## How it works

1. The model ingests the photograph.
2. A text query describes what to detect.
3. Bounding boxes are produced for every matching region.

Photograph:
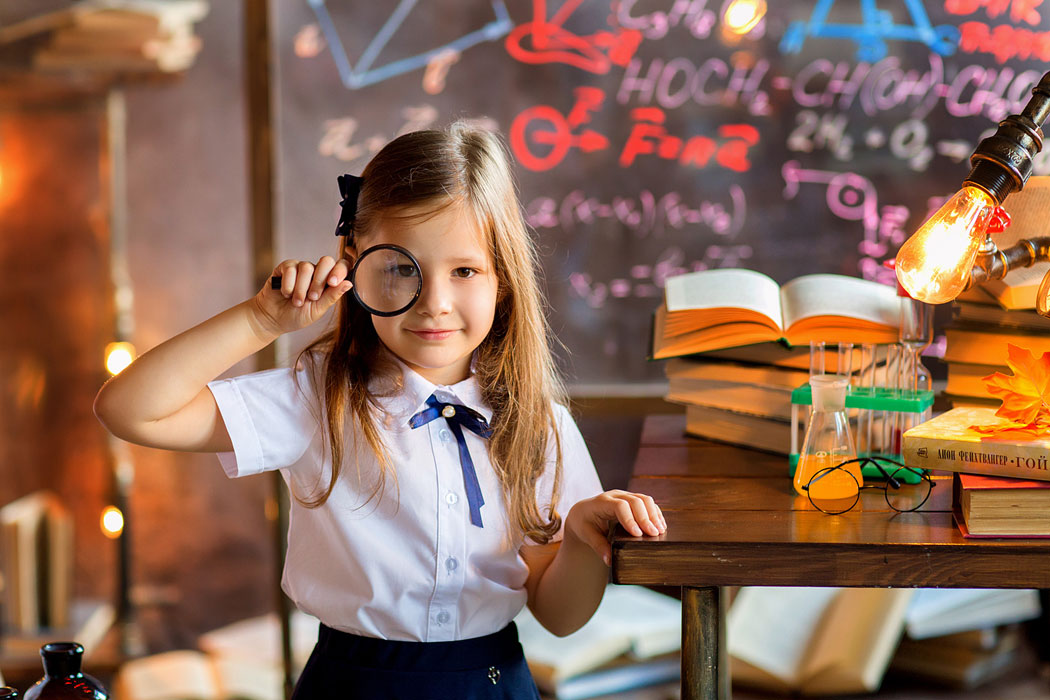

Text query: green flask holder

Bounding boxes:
[789,384,934,484]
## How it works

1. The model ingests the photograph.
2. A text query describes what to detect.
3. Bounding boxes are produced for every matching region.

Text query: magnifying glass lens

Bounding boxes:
[352,247,421,315]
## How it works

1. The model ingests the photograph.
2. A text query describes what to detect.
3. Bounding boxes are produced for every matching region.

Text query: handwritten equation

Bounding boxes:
[297,0,1050,319]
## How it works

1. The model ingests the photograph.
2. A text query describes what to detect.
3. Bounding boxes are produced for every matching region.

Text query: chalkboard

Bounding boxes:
[272,0,1050,386]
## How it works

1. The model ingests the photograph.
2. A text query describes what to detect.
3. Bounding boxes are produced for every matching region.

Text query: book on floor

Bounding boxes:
[664,358,808,421]
[727,586,913,696]
[651,269,899,360]
[0,599,114,659]
[514,583,681,698]
[113,649,283,700]
[683,404,794,454]
[902,407,1050,481]
[888,623,1026,690]
[954,472,1050,537]
[115,610,321,700]
[903,588,1041,639]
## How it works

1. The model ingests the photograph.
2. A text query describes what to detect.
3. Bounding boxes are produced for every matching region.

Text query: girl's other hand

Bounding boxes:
[565,490,666,567]
[250,256,353,337]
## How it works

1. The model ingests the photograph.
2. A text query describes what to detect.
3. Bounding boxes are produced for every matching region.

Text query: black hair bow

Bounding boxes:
[334,174,364,238]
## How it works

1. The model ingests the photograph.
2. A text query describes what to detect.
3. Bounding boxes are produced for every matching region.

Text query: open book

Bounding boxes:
[113,650,283,700]
[904,588,1042,639]
[514,584,681,698]
[652,270,900,360]
[728,586,913,695]
[114,611,319,700]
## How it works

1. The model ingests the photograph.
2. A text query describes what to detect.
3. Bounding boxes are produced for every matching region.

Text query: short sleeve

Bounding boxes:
[532,403,604,544]
[207,367,318,478]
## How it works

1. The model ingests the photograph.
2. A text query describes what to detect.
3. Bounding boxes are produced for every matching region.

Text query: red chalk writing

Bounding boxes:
[510,90,760,172]
[946,0,1043,25]
[504,0,642,73]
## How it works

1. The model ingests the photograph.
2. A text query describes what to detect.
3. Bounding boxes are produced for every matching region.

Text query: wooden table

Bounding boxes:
[609,415,1050,700]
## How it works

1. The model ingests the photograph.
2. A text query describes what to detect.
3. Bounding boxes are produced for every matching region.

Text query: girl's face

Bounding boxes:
[351,201,498,386]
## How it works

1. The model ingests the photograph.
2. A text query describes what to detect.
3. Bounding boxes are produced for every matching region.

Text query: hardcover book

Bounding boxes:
[943,326,1050,366]
[945,362,1007,401]
[684,404,794,454]
[728,587,913,695]
[664,358,808,421]
[954,472,1050,537]
[902,407,1050,481]
[651,269,899,360]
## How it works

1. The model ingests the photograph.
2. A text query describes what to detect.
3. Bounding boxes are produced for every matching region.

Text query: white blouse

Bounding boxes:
[207,361,603,642]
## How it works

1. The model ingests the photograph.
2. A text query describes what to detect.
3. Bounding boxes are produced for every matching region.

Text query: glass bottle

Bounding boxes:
[23,643,108,700]
[793,375,860,506]
[0,688,19,698]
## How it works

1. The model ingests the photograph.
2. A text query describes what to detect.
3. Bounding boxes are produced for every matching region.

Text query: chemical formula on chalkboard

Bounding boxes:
[274,0,1050,385]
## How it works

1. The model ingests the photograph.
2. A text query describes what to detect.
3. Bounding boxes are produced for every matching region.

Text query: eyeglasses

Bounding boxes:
[800,457,935,515]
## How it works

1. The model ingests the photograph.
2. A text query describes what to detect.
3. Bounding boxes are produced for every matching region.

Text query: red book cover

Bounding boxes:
[958,473,1050,490]
[953,473,1050,539]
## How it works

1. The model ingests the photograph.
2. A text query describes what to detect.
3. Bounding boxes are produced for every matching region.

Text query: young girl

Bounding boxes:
[94,122,666,699]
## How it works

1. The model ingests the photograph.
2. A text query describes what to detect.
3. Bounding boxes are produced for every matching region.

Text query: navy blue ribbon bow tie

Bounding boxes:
[334,174,363,239]
[409,394,493,528]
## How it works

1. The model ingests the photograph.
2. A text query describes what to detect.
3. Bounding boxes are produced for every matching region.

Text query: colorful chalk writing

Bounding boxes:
[616,0,717,39]
[308,0,513,89]
[503,0,642,72]
[284,0,1050,381]
[509,89,760,172]
[781,0,959,61]
[616,55,771,115]
[525,186,746,238]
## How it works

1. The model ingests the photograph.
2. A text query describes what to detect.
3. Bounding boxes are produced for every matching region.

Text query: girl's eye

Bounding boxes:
[384,265,419,278]
[453,268,477,279]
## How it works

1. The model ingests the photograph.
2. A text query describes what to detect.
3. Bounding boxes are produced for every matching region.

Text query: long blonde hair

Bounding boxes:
[299,122,567,544]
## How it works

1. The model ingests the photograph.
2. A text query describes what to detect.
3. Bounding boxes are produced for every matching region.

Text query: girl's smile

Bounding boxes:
[408,328,457,341]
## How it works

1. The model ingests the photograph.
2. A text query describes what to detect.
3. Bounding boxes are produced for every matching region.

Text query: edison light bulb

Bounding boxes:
[894,186,995,304]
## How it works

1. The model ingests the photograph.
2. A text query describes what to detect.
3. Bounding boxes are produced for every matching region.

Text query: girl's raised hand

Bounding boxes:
[250,256,354,337]
[565,490,666,567]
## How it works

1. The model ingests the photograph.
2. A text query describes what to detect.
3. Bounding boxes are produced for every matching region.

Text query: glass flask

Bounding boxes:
[793,375,860,507]
[23,643,108,700]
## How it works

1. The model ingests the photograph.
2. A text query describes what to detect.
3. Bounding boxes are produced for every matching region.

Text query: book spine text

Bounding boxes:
[902,437,1050,481]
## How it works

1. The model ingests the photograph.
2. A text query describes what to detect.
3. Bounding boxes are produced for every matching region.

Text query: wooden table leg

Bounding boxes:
[682,586,730,700]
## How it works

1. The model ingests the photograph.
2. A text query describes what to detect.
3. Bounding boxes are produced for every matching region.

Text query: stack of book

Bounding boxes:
[888,586,1043,690]
[652,268,900,453]
[903,406,1050,537]
[0,0,208,75]
[944,291,1050,408]
[943,177,1050,408]
[664,356,808,454]
[889,623,1032,690]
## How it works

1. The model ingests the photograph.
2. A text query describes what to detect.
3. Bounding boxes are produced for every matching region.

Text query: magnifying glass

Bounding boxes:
[270,244,422,316]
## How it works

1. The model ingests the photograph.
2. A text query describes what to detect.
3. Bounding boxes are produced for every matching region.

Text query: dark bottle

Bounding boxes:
[23,643,107,699]
[0,688,18,698]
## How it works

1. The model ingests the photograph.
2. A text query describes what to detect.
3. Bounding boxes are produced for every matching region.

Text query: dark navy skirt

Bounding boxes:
[291,622,542,699]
